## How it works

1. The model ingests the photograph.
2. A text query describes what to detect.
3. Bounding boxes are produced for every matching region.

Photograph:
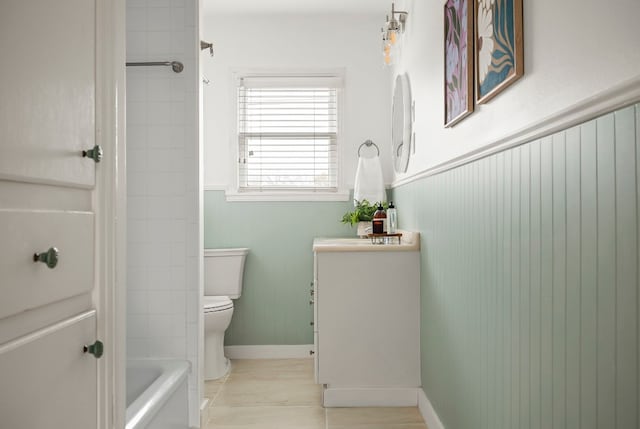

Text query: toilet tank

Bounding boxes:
[203,248,249,298]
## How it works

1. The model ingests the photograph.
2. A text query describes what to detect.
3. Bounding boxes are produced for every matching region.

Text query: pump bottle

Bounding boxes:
[387,202,397,234]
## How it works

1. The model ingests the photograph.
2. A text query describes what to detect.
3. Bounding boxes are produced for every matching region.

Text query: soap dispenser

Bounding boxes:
[387,202,397,234]
[372,203,387,234]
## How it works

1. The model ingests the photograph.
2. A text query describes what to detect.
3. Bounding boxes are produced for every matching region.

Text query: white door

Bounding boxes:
[0,0,106,427]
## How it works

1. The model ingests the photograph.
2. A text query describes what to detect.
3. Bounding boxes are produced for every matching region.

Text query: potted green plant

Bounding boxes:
[341,200,388,237]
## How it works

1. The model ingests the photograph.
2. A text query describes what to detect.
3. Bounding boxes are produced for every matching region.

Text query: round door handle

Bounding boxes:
[82,144,103,163]
[33,247,59,269]
[84,340,104,358]
[309,350,315,356]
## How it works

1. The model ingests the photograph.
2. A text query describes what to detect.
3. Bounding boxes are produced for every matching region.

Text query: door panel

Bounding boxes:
[0,0,96,187]
[0,311,97,429]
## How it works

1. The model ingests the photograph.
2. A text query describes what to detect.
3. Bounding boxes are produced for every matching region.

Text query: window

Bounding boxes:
[233,73,345,200]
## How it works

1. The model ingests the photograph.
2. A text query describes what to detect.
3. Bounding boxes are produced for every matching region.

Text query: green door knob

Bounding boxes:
[83,340,104,358]
[33,247,59,269]
[82,144,103,163]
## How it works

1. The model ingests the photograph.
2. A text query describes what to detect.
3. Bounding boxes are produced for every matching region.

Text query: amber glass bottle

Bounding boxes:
[372,203,387,234]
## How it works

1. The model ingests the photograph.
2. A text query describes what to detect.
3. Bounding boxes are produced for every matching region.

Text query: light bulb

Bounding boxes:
[389,30,397,45]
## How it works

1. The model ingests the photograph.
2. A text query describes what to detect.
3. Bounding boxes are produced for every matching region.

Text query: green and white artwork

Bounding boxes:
[475,0,523,103]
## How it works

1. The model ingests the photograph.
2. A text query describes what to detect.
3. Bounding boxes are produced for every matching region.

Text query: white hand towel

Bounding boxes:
[353,154,386,204]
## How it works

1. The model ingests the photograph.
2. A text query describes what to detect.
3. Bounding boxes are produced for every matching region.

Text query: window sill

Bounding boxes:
[224,190,350,202]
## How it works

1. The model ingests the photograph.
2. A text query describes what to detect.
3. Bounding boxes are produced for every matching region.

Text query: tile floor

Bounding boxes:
[204,358,429,429]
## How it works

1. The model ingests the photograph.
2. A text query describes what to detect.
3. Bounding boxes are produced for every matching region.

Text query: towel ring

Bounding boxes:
[357,140,380,157]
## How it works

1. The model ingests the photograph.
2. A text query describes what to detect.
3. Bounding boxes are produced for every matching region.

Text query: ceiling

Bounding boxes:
[203,0,392,15]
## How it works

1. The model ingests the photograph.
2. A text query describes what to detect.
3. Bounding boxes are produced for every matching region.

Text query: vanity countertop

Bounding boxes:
[313,230,420,252]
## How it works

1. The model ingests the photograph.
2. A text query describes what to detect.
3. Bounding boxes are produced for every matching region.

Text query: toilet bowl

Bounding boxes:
[204,296,234,380]
[203,248,248,380]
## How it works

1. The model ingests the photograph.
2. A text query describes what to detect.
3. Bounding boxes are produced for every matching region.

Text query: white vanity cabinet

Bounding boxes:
[312,233,421,407]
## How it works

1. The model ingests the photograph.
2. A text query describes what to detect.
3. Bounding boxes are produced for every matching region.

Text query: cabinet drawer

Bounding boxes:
[0,209,94,319]
[0,310,97,429]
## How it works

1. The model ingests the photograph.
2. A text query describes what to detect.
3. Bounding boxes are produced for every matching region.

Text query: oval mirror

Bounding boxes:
[392,73,412,174]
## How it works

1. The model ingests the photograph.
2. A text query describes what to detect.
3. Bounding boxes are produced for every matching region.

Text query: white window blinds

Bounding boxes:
[237,75,341,192]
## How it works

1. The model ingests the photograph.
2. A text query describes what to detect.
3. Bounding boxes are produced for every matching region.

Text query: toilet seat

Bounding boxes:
[204,296,233,313]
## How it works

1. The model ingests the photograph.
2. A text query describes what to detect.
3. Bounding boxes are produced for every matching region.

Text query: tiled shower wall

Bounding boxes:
[394,104,640,429]
[126,0,200,425]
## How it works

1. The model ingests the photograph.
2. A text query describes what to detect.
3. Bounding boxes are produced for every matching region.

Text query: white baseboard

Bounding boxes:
[323,387,419,407]
[224,344,313,359]
[418,388,445,429]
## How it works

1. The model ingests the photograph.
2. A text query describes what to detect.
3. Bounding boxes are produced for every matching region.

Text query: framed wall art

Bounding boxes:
[444,0,474,127]
[475,0,524,104]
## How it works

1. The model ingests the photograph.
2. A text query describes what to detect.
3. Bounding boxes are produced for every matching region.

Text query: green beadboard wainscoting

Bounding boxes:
[392,104,640,429]
[203,191,354,345]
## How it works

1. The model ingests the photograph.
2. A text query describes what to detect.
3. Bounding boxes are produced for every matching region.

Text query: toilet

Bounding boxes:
[203,247,249,380]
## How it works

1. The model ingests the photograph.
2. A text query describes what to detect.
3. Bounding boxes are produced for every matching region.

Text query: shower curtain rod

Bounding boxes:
[126,61,184,73]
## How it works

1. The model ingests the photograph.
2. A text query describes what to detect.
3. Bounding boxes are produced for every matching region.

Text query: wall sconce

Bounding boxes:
[382,3,408,65]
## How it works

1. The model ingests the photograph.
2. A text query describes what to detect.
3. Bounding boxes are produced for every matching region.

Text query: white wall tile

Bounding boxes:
[170,31,186,55]
[147,0,171,7]
[147,7,172,31]
[127,7,147,32]
[126,32,148,57]
[148,313,186,337]
[147,290,184,314]
[127,196,148,219]
[147,78,173,102]
[147,338,186,359]
[147,267,174,290]
[127,125,147,148]
[171,242,187,266]
[126,1,200,425]
[127,75,148,102]
[127,290,149,315]
[170,102,186,125]
[127,267,148,291]
[126,172,148,196]
[127,219,150,243]
[128,148,148,173]
[148,243,173,268]
[146,126,174,149]
[186,291,199,323]
[127,339,150,358]
[147,101,173,125]
[170,77,186,101]
[147,31,173,56]
[170,125,186,147]
[127,243,153,268]
[172,8,185,31]
[127,314,150,338]
[127,101,148,126]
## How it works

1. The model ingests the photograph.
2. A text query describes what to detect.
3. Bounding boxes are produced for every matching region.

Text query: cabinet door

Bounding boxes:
[0,0,96,187]
[0,311,98,429]
[316,251,420,387]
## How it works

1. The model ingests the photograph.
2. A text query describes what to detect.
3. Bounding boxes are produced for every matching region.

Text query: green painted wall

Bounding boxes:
[392,104,640,429]
[203,191,354,345]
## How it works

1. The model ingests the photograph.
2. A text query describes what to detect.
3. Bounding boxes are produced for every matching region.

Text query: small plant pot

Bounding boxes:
[356,221,372,238]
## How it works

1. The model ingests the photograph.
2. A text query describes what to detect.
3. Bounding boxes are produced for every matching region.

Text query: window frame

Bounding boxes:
[225,69,349,202]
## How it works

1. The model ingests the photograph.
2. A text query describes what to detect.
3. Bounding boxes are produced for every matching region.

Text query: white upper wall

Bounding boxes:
[204,0,390,15]
[392,0,640,182]
[202,12,392,189]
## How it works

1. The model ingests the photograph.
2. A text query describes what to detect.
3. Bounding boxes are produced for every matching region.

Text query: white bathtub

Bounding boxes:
[126,360,190,429]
